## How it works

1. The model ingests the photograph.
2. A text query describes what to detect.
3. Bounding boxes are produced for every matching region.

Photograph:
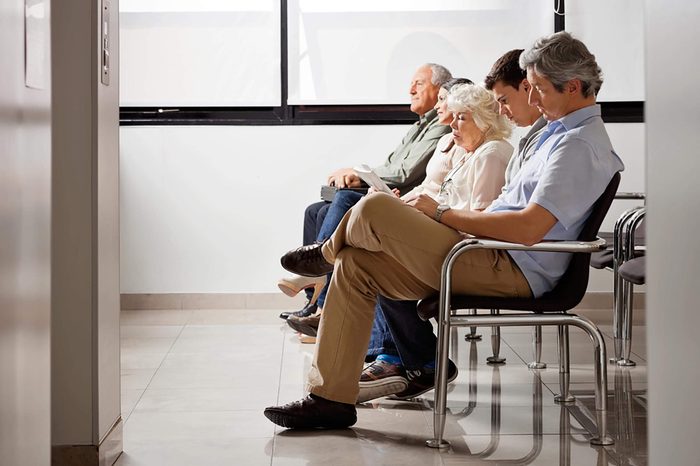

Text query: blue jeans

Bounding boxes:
[368,296,437,369]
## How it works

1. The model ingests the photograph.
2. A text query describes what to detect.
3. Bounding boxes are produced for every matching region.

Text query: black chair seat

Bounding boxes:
[618,256,646,285]
[590,250,613,269]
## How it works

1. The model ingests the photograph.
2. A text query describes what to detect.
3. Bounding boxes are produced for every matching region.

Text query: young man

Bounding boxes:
[265,32,624,430]
[281,63,452,321]
[356,48,549,402]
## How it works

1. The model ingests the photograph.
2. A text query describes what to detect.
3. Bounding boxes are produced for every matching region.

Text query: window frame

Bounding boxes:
[120,0,644,126]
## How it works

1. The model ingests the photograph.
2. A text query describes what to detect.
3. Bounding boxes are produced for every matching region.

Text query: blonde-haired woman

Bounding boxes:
[357,83,515,402]
[421,82,513,213]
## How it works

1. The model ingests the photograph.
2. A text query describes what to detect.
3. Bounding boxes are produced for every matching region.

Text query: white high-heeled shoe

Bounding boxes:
[277,274,327,305]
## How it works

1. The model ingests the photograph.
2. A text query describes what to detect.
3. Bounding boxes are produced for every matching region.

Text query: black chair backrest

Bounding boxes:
[534,171,621,311]
[418,172,622,318]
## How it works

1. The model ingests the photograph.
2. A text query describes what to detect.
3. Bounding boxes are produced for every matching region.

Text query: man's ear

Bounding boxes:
[567,79,582,95]
[520,79,530,93]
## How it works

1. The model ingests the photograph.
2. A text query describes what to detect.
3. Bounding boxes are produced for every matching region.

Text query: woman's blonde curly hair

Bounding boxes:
[447,83,512,141]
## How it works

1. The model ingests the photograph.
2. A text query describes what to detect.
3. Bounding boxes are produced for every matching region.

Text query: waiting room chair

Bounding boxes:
[418,172,621,449]
[590,204,645,366]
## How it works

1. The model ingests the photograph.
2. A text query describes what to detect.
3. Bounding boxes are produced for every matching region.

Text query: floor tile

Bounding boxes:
[121,310,192,326]
[120,325,183,339]
[121,368,158,390]
[437,405,585,436]
[188,308,283,325]
[120,352,168,370]
[135,387,280,412]
[442,433,621,465]
[115,438,273,466]
[122,389,145,422]
[124,410,275,441]
[119,309,647,466]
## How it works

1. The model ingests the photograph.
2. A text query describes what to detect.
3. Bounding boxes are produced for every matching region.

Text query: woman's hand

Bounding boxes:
[405,194,440,220]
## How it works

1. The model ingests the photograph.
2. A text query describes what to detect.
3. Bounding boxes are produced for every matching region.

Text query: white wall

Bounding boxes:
[646,1,700,463]
[120,122,645,294]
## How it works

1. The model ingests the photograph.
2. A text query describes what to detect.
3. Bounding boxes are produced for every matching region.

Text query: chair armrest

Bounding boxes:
[449,237,607,256]
[615,192,645,200]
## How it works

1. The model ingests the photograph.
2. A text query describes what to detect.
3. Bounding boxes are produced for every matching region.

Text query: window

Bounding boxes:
[120,0,281,106]
[287,0,553,105]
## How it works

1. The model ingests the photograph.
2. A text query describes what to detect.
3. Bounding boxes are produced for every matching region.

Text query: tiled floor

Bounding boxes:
[116,308,648,466]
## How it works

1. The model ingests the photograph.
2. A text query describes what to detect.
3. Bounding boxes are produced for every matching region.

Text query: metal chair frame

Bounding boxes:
[422,173,621,449]
[613,208,646,366]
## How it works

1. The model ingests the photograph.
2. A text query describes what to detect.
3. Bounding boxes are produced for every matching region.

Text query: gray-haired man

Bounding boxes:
[282,63,452,320]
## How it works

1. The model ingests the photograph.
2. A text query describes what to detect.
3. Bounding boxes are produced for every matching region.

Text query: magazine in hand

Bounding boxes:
[353,164,393,194]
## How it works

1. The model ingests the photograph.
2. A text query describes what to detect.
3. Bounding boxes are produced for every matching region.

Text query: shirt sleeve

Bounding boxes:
[372,124,450,189]
[470,142,512,210]
[530,136,616,229]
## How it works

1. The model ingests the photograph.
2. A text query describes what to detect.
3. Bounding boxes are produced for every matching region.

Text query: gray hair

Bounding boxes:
[519,31,603,98]
[442,77,473,92]
[426,63,453,87]
[447,83,512,141]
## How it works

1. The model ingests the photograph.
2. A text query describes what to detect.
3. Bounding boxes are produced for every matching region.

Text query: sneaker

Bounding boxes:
[357,359,409,403]
[390,360,458,400]
[279,299,318,320]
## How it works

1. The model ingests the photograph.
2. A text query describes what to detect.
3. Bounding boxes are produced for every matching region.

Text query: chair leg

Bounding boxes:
[527,325,547,369]
[426,297,452,449]
[610,266,624,363]
[486,309,506,365]
[554,325,575,403]
[617,282,636,367]
[464,309,482,341]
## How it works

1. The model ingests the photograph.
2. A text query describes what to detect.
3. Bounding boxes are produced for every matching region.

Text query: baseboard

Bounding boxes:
[121,291,645,313]
[120,293,307,310]
[52,418,122,466]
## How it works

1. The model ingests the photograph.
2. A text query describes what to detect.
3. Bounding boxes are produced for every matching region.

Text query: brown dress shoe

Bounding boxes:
[263,394,357,429]
[280,243,333,277]
[286,313,320,337]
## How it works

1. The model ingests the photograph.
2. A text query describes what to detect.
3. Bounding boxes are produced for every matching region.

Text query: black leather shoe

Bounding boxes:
[279,300,318,320]
[286,313,320,337]
[281,243,333,277]
[264,394,357,429]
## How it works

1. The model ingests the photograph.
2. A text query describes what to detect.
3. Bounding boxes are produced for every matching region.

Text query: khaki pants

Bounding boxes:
[307,193,531,404]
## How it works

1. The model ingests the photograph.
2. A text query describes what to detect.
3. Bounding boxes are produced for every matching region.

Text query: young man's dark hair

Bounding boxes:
[484,48,525,90]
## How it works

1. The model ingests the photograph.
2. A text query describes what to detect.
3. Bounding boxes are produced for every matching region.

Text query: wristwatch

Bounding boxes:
[435,204,451,223]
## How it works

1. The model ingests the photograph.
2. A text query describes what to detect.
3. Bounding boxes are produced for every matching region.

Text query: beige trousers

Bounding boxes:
[307,193,531,404]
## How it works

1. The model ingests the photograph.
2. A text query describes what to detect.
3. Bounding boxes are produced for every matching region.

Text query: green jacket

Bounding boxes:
[372,108,450,192]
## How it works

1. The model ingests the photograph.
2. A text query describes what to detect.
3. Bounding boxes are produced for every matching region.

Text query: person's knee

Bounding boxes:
[352,193,398,222]
[333,190,364,209]
[305,201,326,220]
[335,249,372,282]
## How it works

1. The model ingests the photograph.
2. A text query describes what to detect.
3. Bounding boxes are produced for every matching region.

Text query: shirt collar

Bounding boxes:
[555,104,601,131]
[419,108,438,125]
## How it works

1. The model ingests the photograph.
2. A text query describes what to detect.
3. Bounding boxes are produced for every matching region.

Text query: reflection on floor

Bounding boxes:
[116,309,647,466]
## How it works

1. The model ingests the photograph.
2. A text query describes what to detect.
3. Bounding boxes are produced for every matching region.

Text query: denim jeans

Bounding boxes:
[366,302,398,359]
[369,296,437,369]
[302,201,330,301]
